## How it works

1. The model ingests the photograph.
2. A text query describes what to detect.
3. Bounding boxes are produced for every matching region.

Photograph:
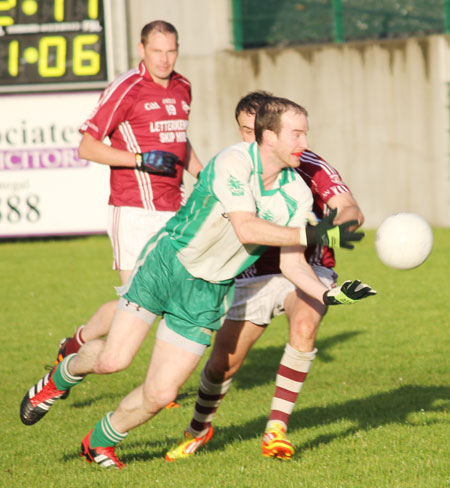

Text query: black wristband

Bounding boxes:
[305,224,316,246]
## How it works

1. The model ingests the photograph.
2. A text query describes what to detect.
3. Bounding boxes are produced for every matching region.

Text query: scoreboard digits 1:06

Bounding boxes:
[0,0,111,92]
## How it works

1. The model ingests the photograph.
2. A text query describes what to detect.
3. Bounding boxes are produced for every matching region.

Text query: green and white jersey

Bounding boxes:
[165,142,313,282]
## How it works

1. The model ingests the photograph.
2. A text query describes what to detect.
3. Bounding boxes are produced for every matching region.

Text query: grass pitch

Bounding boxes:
[1,229,449,487]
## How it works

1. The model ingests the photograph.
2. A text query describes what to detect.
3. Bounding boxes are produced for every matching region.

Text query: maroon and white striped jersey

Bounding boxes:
[238,150,350,278]
[80,61,192,211]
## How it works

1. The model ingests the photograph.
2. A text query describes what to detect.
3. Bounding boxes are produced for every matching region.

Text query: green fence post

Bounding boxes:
[332,0,344,43]
[232,0,244,51]
[445,0,450,33]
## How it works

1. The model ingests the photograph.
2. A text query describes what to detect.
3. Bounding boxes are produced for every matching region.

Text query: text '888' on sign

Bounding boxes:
[0,0,111,92]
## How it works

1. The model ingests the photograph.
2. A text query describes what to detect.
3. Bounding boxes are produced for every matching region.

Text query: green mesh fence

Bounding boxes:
[231,0,450,49]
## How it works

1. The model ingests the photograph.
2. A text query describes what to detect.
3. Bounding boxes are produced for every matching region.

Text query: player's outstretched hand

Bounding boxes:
[136,150,179,176]
[306,208,364,249]
[323,280,376,305]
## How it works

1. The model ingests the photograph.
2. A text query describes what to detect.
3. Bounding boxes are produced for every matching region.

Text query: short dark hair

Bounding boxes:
[254,97,308,144]
[141,20,179,45]
[234,90,273,122]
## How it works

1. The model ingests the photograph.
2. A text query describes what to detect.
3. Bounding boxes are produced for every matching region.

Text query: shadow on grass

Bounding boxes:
[233,330,362,390]
[57,331,446,464]
[206,384,450,455]
[62,384,448,465]
[70,392,123,409]
[314,331,363,363]
[57,329,365,464]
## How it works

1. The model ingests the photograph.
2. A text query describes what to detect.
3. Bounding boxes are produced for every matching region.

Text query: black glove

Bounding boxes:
[323,280,376,305]
[136,150,179,177]
[305,208,364,249]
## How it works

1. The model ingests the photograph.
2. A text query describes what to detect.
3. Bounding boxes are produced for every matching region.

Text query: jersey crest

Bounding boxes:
[227,175,245,196]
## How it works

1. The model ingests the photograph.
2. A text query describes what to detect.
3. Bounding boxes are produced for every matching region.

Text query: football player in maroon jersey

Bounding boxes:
[55,21,203,378]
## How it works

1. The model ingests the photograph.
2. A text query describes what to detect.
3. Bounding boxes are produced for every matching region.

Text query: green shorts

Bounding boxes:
[119,234,235,346]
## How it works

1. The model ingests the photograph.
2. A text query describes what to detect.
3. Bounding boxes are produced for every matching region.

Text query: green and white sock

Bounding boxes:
[90,412,128,448]
[52,354,84,390]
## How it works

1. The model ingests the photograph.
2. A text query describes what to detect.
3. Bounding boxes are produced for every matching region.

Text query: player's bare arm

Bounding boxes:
[78,132,136,168]
[228,209,364,249]
[279,246,329,303]
[328,192,364,229]
[228,211,303,247]
[280,244,376,305]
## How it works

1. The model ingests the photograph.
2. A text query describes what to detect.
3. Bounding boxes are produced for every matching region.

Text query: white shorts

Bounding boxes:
[226,265,338,326]
[107,205,175,271]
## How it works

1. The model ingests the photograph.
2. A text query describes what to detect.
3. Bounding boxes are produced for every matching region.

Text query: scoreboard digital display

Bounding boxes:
[0,0,111,92]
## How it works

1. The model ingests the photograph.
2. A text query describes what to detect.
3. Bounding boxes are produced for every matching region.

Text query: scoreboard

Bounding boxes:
[0,0,111,93]
[0,0,115,237]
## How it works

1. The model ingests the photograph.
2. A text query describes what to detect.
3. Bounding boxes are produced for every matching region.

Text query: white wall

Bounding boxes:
[126,0,233,56]
[121,1,450,227]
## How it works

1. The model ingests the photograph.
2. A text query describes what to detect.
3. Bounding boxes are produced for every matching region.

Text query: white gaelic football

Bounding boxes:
[375,213,433,270]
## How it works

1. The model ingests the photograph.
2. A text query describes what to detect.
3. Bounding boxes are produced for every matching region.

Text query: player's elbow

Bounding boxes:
[234,227,255,245]
[279,260,293,281]
[78,138,89,160]
[279,249,308,284]
[229,213,260,245]
[78,133,95,161]
[279,266,292,284]
[230,222,253,244]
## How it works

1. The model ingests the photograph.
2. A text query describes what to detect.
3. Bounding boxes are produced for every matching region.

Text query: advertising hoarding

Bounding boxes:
[0,91,109,237]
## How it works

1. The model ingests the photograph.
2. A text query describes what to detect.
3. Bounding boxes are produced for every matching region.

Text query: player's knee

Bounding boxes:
[205,364,225,383]
[143,385,177,412]
[206,355,235,382]
[95,350,132,374]
[205,354,232,383]
[101,300,118,315]
[290,315,318,342]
